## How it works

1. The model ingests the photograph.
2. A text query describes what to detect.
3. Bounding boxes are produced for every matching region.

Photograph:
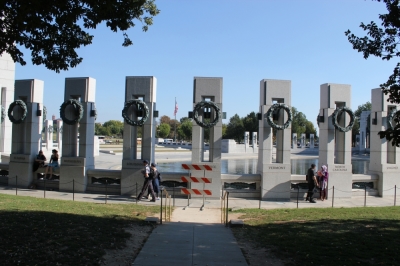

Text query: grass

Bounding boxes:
[0,194,159,265]
[231,207,400,266]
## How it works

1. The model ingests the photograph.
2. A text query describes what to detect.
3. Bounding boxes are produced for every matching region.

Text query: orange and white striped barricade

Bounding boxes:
[181,163,213,210]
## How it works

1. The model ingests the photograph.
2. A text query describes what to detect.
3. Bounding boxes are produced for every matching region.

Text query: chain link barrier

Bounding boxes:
[4,174,400,210]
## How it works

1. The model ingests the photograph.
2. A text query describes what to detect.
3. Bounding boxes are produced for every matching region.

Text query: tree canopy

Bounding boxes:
[345,0,400,145]
[1,0,159,72]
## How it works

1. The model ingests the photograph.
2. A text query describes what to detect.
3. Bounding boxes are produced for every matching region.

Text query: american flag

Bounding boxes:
[174,99,178,116]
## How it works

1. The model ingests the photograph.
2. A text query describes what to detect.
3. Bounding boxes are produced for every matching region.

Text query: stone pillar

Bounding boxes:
[56,120,63,153]
[356,134,360,151]
[121,76,157,195]
[8,79,44,187]
[292,133,297,149]
[369,89,400,196]
[310,134,315,149]
[244,131,249,152]
[44,120,53,152]
[318,83,353,198]
[59,77,96,192]
[191,77,223,198]
[359,111,370,152]
[252,132,258,153]
[301,133,306,148]
[0,52,15,162]
[258,79,291,200]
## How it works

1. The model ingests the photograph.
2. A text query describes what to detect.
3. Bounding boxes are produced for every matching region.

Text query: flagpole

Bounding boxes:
[174,97,177,142]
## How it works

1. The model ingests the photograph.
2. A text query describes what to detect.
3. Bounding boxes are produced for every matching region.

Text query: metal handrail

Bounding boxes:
[160,187,172,224]
[221,190,230,226]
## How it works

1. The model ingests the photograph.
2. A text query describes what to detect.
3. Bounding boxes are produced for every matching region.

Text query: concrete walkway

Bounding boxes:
[133,222,247,266]
[134,199,247,266]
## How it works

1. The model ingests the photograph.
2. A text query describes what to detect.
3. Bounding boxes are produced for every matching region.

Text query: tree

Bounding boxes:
[159,115,171,125]
[168,119,180,139]
[1,0,159,72]
[103,120,124,136]
[224,114,245,143]
[291,107,308,137]
[179,118,192,141]
[354,102,372,120]
[157,123,170,138]
[304,121,317,138]
[242,112,258,140]
[345,0,400,146]
[95,123,103,135]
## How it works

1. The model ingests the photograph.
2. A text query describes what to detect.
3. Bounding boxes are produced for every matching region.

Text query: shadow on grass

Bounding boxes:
[0,210,152,265]
[233,218,400,266]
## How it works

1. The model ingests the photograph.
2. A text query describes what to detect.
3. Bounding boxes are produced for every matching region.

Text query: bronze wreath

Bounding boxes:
[266,103,292,130]
[8,100,28,124]
[193,101,221,128]
[331,106,355,132]
[387,109,400,130]
[122,99,149,126]
[1,106,5,124]
[60,99,84,125]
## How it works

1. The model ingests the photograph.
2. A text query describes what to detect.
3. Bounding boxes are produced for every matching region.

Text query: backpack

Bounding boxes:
[149,168,156,179]
[157,172,162,182]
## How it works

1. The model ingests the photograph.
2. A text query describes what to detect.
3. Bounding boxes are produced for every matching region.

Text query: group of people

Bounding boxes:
[137,160,161,202]
[33,149,59,179]
[306,163,329,203]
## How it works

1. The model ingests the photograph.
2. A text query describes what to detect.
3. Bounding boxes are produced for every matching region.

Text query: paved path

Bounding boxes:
[134,222,247,266]
[134,199,248,266]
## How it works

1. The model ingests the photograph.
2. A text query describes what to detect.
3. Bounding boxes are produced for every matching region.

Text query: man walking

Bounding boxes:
[137,160,156,202]
[306,163,318,203]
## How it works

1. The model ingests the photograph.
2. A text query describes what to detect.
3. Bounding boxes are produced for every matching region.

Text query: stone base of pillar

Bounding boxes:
[8,154,34,187]
[0,153,10,163]
[59,157,87,192]
[59,166,86,192]
[328,164,353,198]
[372,166,400,197]
[261,164,291,200]
[121,160,144,195]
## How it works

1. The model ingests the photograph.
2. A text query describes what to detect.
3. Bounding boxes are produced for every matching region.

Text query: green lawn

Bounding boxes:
[232,207,400,266]
[0,194,158,265]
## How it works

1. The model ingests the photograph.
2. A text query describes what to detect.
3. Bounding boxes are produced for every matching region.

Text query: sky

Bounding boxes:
[14,0,393,129]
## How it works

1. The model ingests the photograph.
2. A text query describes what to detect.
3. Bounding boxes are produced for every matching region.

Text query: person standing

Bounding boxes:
[137,160,156,202]
[319,165,329,201]
[305,163,318,203]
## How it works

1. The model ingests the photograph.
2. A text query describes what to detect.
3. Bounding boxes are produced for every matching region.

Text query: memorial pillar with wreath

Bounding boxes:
[252,132,258,153]
[59,77,96,192]
[292,133,297,149]
[301,133,306,148]
[310,134,315,149]
[359,111,370,152]
[44,119,53,153]
[121,76,157,195]
[258,79,292,200]
[0,52,15,162]
[8,79,44,187]
[56,120,63,153]
[244,131,249,152]
[191,77,223,198]
[369,88,400,196]
[318,83,354,198]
